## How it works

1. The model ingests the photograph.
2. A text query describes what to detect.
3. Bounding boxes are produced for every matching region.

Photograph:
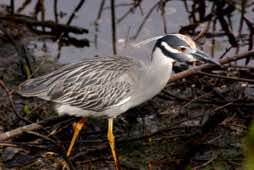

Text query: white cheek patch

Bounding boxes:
[161,42,181,54]
[185,54,197,62]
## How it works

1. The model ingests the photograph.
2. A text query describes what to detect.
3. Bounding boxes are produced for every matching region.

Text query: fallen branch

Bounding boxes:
[0,15,88,34]
[0,122,41,141]
[0,115,74,141]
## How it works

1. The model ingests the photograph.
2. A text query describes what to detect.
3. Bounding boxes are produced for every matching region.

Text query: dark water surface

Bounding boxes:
[2,0,251,64]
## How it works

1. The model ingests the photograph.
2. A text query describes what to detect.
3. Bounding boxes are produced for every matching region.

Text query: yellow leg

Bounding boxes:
[107,118,120,170]
[67,118,86,156]
[193,61,197,67]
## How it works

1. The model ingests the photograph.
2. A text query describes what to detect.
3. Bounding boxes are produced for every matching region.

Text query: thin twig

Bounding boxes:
[57,0,86,42]
[110,0,117,55]
[194,154,219,169]
[0,80,31,124]
[95,0,106,23]
[117,1,141,24]
[199,71,254,83]
[53,0,59,23]
[132,2,159,39]
[10,0,15,15]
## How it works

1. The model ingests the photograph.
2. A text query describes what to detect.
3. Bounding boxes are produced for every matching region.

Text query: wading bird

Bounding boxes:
[19,34,219,169]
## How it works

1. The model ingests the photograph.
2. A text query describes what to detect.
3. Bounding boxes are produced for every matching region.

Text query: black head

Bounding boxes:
[152,34,220,65]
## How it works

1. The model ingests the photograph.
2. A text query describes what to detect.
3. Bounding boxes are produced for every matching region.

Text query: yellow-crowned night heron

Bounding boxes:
[18,34,219,169]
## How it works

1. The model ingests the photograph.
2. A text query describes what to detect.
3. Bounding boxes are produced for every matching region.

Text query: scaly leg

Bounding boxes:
[107,118,120,170]
[67,118,86,156]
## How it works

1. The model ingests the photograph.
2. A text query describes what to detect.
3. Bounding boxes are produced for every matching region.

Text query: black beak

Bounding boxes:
[191,49,221,66]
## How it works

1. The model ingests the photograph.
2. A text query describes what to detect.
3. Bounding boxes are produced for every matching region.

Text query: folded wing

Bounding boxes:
[18,56,141,112]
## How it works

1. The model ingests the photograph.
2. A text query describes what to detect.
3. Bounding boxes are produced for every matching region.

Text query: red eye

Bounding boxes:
[179,47,186,52]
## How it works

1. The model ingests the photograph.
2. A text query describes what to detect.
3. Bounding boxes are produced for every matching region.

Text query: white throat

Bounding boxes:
[152,47,175,66]
[148,47,174,80]
[126,46,174,111]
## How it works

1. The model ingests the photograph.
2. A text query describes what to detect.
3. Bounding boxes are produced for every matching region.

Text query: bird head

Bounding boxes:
[152,34,220,66]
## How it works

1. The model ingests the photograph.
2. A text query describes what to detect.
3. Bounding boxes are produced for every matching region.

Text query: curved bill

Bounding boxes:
[191,49,221,66]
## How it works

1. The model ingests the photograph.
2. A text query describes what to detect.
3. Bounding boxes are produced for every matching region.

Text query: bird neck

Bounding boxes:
[151,47,175,68]
[147,47,174,84]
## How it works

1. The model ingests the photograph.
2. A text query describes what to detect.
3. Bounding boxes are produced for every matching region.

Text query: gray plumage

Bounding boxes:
[19,56,143,114]
[19,34,216,118]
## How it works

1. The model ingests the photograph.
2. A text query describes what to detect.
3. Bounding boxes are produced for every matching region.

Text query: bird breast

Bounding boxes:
[129,55,173,108]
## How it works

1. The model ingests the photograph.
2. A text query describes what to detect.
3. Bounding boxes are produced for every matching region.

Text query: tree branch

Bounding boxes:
[169,50,254,82]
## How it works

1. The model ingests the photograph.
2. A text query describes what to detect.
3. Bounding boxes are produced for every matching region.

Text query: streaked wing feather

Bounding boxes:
[19,56,141,112]
[56,81,131,112]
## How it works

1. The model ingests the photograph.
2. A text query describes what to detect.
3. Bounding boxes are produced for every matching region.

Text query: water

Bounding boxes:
[2,0,248,65]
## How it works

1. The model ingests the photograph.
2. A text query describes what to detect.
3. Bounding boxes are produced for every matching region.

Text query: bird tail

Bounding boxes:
[17,76,50,97]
